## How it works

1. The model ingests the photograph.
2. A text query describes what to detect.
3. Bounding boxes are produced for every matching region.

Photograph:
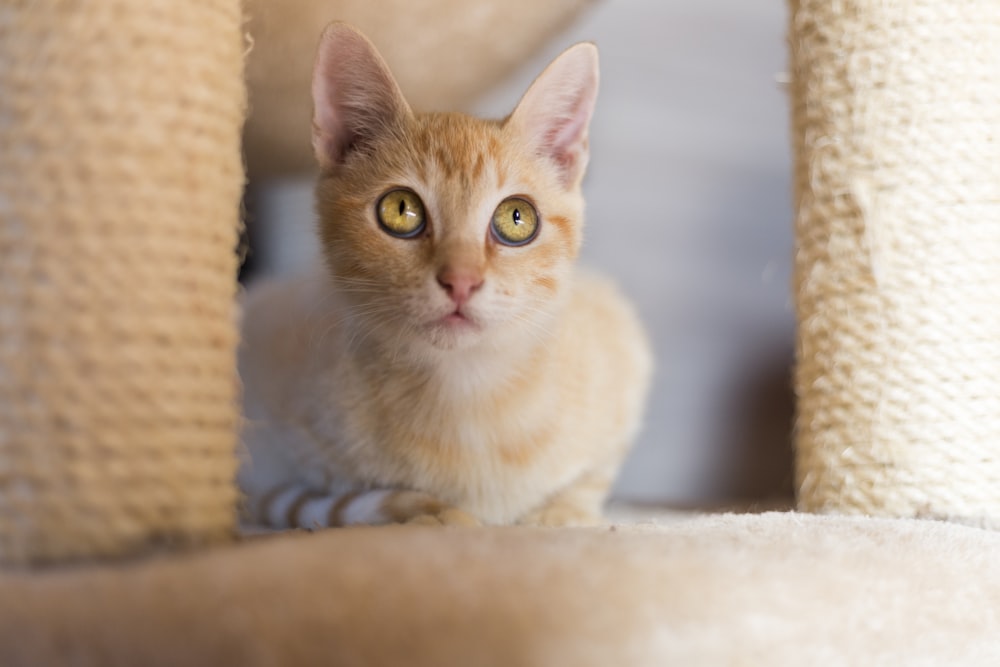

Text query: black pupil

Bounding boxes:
[398,199,406,216]
[512,208,521,225]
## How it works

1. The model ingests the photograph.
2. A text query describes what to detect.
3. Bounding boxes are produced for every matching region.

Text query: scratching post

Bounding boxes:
[790,1,1000,524]
[0,1,246,565]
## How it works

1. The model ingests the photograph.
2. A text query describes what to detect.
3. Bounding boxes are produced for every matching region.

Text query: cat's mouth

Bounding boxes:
[433,309,480,332]
[420,307,484,349]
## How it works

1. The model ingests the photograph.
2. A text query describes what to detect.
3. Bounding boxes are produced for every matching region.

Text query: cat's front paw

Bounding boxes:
[518,503,604,527]
[383,491,480,527]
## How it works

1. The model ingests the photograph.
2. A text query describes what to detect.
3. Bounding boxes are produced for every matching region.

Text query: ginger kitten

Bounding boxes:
[238,22,652,527]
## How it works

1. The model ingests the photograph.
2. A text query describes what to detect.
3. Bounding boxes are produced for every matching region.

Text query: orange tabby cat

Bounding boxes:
[238,22,652,527]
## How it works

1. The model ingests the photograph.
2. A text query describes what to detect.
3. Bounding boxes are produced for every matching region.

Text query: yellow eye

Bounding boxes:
[377,189,426,238]
[491,197,538,246]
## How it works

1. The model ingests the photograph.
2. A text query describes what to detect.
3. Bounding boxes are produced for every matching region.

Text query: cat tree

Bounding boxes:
[0,0,245,565]
[789,0,1000,526]
[1,1,999,664]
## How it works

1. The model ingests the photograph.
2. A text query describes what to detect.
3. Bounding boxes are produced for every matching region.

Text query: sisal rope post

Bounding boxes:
[0,1,246,565]
[789,1,1000,526]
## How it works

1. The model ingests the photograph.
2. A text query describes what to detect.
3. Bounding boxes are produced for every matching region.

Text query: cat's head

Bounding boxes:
[311,22,598,359]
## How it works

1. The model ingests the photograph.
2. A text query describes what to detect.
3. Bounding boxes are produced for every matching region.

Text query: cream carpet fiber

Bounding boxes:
[2,512,998,665]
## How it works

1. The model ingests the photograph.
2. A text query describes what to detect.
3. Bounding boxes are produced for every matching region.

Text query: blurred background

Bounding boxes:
[241,0,796,508]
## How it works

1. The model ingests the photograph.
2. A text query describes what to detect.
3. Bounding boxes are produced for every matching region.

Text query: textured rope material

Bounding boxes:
[0,1,246,565]
[789,1,1000,526]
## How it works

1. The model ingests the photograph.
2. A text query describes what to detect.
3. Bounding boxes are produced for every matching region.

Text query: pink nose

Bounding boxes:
[436,267,484,306]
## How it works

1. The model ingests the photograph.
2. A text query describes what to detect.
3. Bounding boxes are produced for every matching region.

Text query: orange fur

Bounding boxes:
[238,23,652,527]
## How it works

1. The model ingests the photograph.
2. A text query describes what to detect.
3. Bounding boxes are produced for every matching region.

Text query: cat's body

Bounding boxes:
[238,23,652,527]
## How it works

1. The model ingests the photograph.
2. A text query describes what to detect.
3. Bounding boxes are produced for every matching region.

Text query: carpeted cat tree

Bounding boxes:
[789,0,1000,528]
[1,1,998,665]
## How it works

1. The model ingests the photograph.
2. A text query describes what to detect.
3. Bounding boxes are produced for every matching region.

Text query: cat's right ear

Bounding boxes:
[311,22,411,170]
[508,42,599,188]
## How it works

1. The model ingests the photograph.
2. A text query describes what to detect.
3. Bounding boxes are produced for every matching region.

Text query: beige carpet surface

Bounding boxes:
[2,512,998,666]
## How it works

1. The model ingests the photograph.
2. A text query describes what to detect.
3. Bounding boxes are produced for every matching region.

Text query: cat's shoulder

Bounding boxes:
[568,268,643,326]
[239,265,335,363]
[241,264,330,325]
[556,268,653,407]
[565,268,651,361]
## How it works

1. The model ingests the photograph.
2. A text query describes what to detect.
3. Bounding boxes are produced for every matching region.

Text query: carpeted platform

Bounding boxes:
[2,511,998,666]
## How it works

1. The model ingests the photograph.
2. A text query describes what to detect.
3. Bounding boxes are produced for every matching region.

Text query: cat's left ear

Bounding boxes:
[508,42,599,188]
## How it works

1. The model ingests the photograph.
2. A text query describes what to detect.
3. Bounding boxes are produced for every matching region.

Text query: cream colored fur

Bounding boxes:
[238,23,652,527]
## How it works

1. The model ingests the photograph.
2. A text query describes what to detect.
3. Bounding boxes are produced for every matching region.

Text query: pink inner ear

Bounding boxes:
[551,112,588,152]
[312,80,349,167]
[532,87,595,183]
[512,43,598,186]
[545,105,591,171]
[311,24,410,169]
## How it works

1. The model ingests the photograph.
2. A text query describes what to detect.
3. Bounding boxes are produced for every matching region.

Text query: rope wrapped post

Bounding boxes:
[790,1,1000,525]
[0,1,246,565]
